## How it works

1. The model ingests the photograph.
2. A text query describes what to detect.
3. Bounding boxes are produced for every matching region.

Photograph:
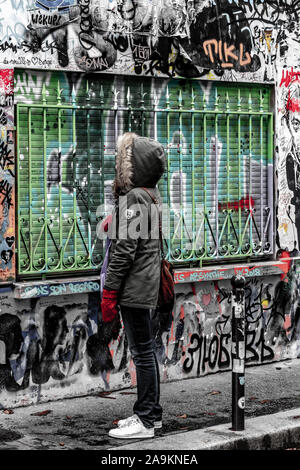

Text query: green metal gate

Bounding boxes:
[15,72,273,278]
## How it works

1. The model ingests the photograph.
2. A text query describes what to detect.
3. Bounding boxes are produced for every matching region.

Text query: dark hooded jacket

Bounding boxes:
[104,133,166,309]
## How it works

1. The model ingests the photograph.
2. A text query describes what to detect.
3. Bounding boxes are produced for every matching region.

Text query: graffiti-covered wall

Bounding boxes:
[0,264,299,408]
[2,3,300,255]
[0,0,299,81]
[0,69,15,282]
[1,1,300,407]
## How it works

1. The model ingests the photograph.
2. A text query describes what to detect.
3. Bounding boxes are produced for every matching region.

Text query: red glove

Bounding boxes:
[101,215,113,233]
[101,288,118,323]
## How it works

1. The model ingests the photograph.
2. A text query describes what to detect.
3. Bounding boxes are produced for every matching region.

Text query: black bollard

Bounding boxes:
[231,275,246,431]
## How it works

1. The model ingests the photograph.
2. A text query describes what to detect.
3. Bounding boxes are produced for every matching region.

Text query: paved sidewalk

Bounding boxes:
[0,359,300,450]
[110,407,300,451]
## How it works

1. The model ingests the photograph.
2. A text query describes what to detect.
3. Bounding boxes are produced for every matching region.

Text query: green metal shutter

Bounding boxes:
[156,82,273,264]
[15,70,273,278]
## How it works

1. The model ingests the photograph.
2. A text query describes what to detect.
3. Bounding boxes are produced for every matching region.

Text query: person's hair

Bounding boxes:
[113,178,121,199]
[113,132,136,198]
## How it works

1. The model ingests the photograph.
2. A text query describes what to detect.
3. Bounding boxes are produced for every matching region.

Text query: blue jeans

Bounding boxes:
[120,306,162,429]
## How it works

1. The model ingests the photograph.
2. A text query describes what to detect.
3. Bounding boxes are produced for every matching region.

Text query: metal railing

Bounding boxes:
[156,85,273,264]
[16,77,273,277]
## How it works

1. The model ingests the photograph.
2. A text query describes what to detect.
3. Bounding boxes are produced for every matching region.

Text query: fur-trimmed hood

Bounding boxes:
[114,133,166,194]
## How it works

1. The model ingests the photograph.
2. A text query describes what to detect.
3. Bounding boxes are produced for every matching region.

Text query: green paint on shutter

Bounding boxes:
[15,70,273,278]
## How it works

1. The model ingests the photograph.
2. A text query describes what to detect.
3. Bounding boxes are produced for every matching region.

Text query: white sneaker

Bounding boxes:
[109,415,154,439]
[117,414,162,429]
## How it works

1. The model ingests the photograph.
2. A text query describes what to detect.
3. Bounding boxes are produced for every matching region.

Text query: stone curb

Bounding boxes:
[108,407,300,451]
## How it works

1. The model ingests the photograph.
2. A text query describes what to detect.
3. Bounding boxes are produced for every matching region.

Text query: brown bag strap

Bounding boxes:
[141,187,165,259]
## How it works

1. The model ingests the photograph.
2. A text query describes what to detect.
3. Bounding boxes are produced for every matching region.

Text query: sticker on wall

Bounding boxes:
[233,358,244,374]
[238,397,245,409]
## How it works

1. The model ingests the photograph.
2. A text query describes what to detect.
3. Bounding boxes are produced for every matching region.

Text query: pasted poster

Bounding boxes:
[277,66,300,252]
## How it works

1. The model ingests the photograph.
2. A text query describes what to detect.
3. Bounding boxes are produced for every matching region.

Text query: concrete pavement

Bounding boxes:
[0,359,300,450]
[110,408,300,450]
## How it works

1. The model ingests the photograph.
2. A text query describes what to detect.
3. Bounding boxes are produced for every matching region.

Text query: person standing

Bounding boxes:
[101,132,166,439]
